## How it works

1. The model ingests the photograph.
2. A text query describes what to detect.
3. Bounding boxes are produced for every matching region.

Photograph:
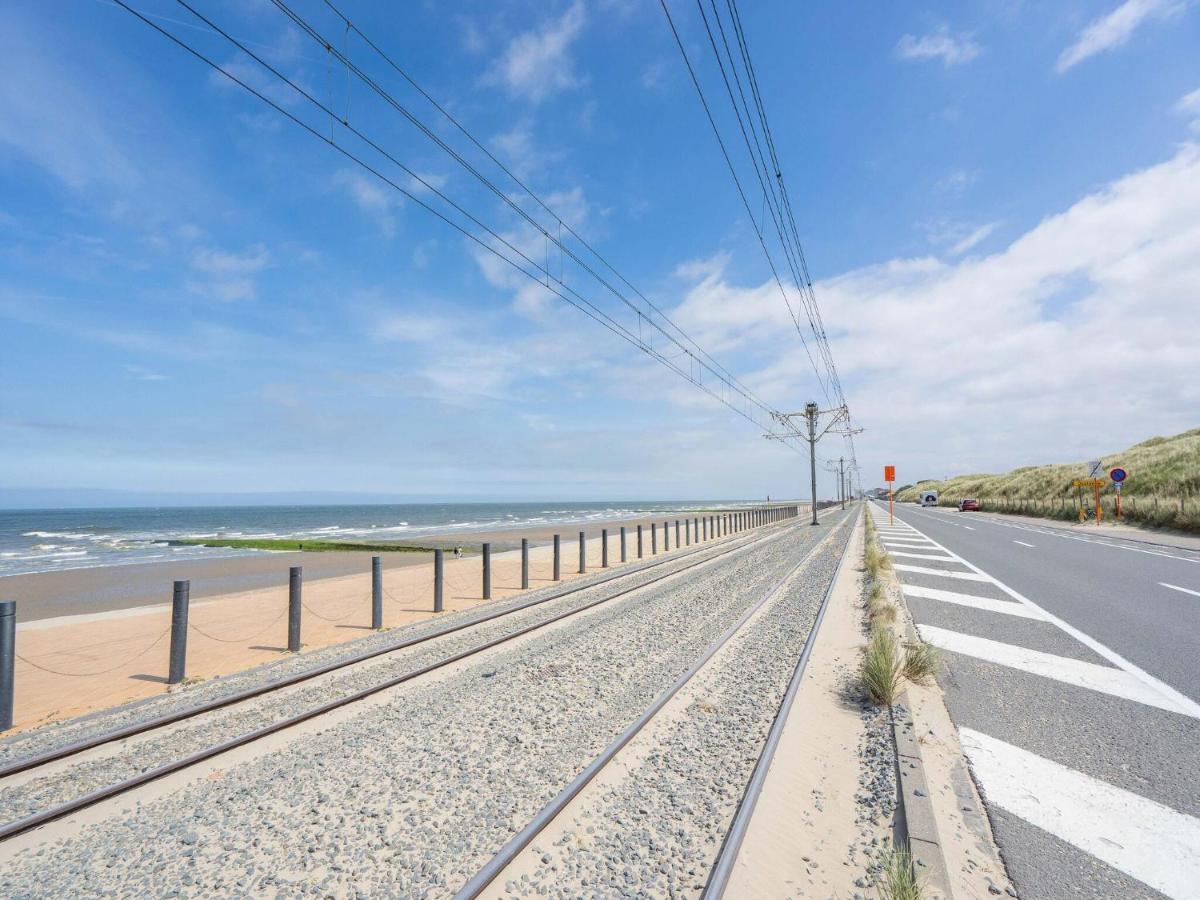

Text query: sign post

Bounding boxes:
[1109,467,1127,518]
[884,465,896,526]
[1072,478,1107,525]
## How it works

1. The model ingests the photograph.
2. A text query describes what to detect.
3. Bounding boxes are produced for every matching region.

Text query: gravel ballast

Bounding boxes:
[502,520,853,897]
[0,513,846,897]
[0,522,782,774]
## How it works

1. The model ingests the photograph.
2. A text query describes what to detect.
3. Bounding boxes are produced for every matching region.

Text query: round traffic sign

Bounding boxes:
[1109,467,1127,483]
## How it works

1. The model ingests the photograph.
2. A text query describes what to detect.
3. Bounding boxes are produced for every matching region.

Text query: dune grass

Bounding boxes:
[894,427,1200,531]
[860,628,902,706]
[902,641,940,683]
[876,848,924,900]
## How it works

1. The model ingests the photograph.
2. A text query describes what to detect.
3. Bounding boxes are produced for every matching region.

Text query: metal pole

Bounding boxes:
[553,535,561,580]
[0,600,16,731]
[807,402,819,526]
[620,526,627,562]
[602,529,609,568]
[636,525,643,559]
[839,457,846,510]
[288,566,302,652]
[579,531,586,574]
[521,538,529,589]
[167,580,190,684]
[482,543,492,600]
[434,549,444,612]
[371,556,383,630]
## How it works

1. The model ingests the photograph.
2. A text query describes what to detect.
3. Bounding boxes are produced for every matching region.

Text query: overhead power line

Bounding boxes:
[659,0,860,473]
[110,0,802,450]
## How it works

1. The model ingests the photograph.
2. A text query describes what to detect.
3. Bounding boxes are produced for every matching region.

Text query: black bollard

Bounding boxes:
[168,580,190,683]
[288,567,302,652]
[371,556,383,630]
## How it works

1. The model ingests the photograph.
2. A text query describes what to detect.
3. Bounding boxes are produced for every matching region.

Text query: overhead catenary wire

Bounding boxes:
[662,0,861,474]
[316,0,762,407]
[691,0,839,401]
[117,0,801,451]
[113,0,798,449]
[657,0,833,413]
[268,0,778,427]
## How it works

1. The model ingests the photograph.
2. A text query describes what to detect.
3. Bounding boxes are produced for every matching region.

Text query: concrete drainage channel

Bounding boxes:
[0,513,850,895]
[0,515,821,847]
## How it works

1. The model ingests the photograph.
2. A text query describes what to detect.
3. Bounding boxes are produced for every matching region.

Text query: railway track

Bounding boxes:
[0,510,823,846]
[455,511,857,898]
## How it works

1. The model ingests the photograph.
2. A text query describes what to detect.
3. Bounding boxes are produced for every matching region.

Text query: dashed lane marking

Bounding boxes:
[1013,540,1035,548]
[892,564,992,582]
[917,625,1198,718]
[1160,582,1200,599]
[901,585,1047,620]
[960,728,1200,900]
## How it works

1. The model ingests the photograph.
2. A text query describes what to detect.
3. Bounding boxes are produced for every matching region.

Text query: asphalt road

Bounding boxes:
[872,501,1200,900]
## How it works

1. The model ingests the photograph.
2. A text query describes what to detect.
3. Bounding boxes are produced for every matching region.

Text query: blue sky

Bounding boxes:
[2,0,1198,504]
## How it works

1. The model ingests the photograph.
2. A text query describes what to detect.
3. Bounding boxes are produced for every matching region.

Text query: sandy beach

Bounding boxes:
[1,507,791,731]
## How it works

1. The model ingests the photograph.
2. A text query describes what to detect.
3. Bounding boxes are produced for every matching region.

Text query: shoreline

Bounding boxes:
[0,507,788,624]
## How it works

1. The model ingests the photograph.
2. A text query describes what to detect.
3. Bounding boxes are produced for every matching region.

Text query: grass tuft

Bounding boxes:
[902,641,940,683]
[869,601,897,630]
[876,848,924,900]
[859,629,901,706]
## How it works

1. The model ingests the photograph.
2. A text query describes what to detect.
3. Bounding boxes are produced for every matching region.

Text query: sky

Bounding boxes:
[1,0,1198,505]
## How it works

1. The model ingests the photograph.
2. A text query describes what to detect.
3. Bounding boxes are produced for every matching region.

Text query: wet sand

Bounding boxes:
[0,510,748,624]
[1,506,800,731]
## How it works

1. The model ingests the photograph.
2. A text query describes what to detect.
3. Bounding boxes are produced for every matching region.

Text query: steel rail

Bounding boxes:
[0,511,789,781]
[0,514,814,842]
[701,505,861,897]
[454,515,852,898]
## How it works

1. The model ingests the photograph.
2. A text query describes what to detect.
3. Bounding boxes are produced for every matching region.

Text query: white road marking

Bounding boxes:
[1160,582,1200,599]
[901,585,1047,620]
[918,625,1197,718]
[886,515,1200,720]
[882,539,937,548]
[962,525,976,530]
[893,564,992,582]
[888,551,958,562]
[960,728,1200,899]
[956,512,1200,565]
[1013,540,1035,548]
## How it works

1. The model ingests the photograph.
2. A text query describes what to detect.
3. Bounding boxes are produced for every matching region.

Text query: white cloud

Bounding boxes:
[668,144,1200,481]
[468,184,592,318]
[334,169,397,237]
[641,61,669,92]
[949,222,1000,256]
[936,168,981,195]
[895,27,982,66]
[487,2,587,103]
[1056,0,1179,72]
[189,244,272,301]
[1178,87,1200,133]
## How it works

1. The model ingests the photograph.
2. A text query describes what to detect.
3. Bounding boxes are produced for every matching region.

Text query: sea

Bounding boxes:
[0,501,737,577]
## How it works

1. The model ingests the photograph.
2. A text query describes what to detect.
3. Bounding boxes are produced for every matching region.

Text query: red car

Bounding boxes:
[958,498,980,511]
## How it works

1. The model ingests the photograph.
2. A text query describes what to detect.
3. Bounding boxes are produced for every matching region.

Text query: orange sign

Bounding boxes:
[884,465,895,482]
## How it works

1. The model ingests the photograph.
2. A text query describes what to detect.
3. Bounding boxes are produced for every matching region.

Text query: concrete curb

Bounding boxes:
[890,688,952,898]
[867,516,956,898]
